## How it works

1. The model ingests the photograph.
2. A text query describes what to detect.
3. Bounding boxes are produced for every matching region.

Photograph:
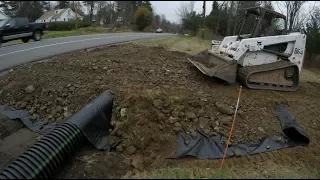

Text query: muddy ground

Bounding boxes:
[1,43,320,178]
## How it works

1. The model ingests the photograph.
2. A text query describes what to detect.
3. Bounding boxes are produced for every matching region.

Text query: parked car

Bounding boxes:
[0,17,48,46]
[156,28,163,33]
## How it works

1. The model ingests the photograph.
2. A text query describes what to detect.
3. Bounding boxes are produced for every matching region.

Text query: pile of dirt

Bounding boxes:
[2,43,319,174]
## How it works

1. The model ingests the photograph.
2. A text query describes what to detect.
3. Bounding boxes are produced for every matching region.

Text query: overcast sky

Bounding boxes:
[49,1,320,24]
[151,1,319,24]
[151,1,212,23]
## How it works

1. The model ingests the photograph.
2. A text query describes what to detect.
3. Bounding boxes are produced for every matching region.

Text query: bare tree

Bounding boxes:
[215,1,227,35]
[84,1,97,25]
[276,1,307,32]
[227,1,235,36]
[96,1,106,26]
[175,1,195,23]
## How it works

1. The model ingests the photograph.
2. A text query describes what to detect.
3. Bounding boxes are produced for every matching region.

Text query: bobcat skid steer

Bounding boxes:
[188,7,306,91]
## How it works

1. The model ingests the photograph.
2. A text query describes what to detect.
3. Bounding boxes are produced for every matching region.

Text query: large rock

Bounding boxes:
[199,117,209,129]
[185,112,196,119]
[153,99,163,108]
[196,109,205,117]
[126,146,137,155]
[116,145,124,152]
[120,108,127,117]
[131,156,144,171]
[25,85,35,94]
[215,102,234,115]
[218,116,233,126]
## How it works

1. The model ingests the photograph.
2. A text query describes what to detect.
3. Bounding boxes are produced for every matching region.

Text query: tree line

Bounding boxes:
[0,1,180,33]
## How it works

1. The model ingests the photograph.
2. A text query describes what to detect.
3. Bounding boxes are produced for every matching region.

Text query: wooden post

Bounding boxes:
[202,1,206,39]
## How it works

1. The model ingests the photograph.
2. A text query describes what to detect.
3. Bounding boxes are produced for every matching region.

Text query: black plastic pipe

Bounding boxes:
[0,122,84,179]
[0,91,113,179]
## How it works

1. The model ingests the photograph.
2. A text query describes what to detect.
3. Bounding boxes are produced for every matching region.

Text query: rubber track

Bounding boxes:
[238,61,299,91]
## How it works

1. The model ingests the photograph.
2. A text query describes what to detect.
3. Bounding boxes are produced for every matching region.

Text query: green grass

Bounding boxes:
[43,26,135,39]
[133,35,212,55]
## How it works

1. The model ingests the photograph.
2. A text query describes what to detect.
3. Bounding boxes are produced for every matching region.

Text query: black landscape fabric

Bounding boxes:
[173,104,310,159]
[0,90,114,151]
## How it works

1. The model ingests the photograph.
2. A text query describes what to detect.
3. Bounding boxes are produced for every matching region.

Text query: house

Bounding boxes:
[0,11,9,21]
[36,8,83,23]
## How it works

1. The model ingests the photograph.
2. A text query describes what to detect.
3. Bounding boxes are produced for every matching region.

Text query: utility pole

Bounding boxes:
[75,1,78,29]
[202,1,206,39]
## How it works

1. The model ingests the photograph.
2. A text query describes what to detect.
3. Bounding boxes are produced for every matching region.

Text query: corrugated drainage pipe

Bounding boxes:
[0,122,84,179]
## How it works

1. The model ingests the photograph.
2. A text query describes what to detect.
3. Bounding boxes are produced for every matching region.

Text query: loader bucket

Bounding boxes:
[188,50,238,84]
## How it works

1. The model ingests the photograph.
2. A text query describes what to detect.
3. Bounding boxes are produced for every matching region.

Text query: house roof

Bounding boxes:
[52,8,68,19]
[37,8,82,20]
[37,10,55,20]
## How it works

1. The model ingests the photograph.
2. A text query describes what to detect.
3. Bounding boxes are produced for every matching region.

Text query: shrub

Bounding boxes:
[134,7,153,31]
[47,20,90,31]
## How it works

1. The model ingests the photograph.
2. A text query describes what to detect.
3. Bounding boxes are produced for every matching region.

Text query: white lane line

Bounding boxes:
[0,34,162,57]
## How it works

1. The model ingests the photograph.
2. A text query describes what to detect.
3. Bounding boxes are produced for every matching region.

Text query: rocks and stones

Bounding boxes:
[126,146,137,155]
[152,99,163,108]
[29,108,35,115]
[211,132,218,136]
[63,111,72,118]
[196,109,205,117]
[162,99,171,107]
[185,112,196,119]
[191,131,197,137]
[266,145,270,149]
[131,156,144,171]
[219,116,232,126]
[20,102,27,108]
[171,110,180,117]
[215,102,234,115]
[173,126,182,132]
[204,129,210,135]
[25,85,35,93]
[116,145,124,152]
[214,126,220,132]
[184,139,189,145]
[29,114,38,120]
[169,116,177,124]
[120,108,127,117]
[40,105,46,111]
[258,127,265,133]
[200,98,208,102]
[158,125,164,130]
[234,149,242,157]
[276,137,282,142]
[116,130,123,137]
[192,118,199,123]
[174,122,181,127]
[199,117,209,129]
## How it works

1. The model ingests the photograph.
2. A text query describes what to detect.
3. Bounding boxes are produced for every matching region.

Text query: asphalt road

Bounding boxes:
[0,33,176,72]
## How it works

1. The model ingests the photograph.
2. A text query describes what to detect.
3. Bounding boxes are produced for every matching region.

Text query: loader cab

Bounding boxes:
[237,7,287,41]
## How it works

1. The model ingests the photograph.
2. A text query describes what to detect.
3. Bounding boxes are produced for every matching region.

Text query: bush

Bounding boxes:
[47,20,90,31]
[134,7,153,31]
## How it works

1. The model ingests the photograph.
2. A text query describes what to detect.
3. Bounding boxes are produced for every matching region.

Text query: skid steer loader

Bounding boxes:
[189,7,306,91]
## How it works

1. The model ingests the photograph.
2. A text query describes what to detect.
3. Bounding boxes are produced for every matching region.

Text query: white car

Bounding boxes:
[156,28,163,33]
